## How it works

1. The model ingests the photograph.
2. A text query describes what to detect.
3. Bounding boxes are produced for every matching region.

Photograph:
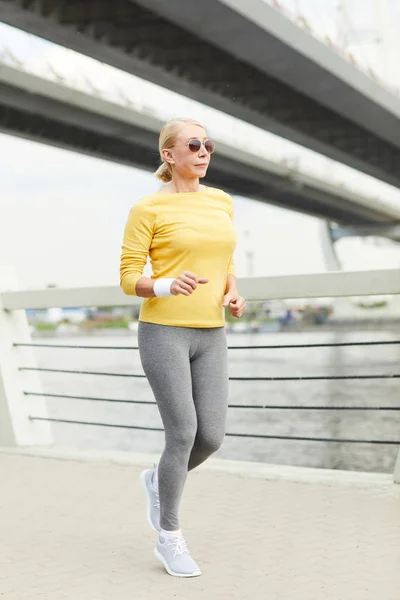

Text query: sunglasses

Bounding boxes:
[186,138,215,154]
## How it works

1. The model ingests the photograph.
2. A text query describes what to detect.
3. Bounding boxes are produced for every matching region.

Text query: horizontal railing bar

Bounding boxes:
[18,367,400,381]
[13,340,400,350]
[28,416,400,445]
[19,367,146,378]
[24,391,154,404]
[3,269,400,309]
[23,391,400,410]
[222,341,400,349]
[215,404,400,410]
[231,375,400,381]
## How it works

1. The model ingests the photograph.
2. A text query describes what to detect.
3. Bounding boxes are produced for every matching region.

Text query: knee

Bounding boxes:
[196,430,224,456]
[170,429,197,453]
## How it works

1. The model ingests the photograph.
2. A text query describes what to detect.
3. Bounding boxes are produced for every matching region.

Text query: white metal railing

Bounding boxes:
[2,269,400,310]
[1,267,399,481]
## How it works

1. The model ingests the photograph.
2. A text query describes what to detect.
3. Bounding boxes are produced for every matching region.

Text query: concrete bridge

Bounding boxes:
[1,61,400,231]
[1,0,400,188]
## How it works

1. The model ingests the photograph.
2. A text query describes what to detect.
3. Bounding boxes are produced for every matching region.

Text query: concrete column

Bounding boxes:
[0,266,53,447]
[319,220,341,271]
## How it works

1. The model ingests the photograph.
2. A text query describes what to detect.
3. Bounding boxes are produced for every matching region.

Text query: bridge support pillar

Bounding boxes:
[319,221,341,271]
[0,266,53,447]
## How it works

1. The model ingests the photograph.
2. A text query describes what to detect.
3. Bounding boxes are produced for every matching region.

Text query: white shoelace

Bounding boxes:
[164,535,188,560]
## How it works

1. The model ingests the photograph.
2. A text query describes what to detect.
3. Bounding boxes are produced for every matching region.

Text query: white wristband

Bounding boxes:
[153,278,176,297]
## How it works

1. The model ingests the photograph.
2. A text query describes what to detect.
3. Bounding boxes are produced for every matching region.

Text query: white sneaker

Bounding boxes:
[155,532,202,578]
[140,467,160,533]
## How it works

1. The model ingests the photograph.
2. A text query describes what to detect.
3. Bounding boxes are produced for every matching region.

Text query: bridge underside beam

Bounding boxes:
[0,97,379,225]
[1,63,399,228]
[1,0,400,188]
[331,224,400,242]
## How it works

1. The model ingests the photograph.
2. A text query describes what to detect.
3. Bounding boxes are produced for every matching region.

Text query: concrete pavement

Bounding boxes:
[1,447,399,600]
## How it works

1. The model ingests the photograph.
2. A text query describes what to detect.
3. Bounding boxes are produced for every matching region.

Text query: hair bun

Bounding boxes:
[155,161,172,183]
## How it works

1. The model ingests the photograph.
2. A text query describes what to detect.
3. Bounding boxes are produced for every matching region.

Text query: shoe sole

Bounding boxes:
[154,548,202,578]
[139,470,160,533]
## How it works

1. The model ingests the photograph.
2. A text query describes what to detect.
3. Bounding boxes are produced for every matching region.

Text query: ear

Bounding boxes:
[161,148,175,166]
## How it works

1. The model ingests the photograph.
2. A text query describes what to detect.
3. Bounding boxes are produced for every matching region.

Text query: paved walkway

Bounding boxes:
[1,448,400,600]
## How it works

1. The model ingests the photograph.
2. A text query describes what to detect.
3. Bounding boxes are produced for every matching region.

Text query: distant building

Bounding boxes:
[26,307,87,324]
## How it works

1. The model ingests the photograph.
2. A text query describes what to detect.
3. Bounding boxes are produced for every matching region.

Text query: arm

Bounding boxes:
[134,277,156,298]
[223,196,246,317]
[120,203,206,299]
[226,195,239,296]
[225,273,238,295]
[120,202,156,298]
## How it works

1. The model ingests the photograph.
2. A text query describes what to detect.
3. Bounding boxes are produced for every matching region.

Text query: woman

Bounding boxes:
[120,118,246,578]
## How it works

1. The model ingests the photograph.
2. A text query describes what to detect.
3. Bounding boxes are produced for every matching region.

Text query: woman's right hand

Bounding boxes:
[171,271,209,296]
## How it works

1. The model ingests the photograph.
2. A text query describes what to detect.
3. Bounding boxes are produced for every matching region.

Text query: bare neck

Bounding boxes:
[166,174,202,194]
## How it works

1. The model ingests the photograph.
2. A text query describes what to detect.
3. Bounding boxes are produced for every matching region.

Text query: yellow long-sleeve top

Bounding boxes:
[120,186,237,328]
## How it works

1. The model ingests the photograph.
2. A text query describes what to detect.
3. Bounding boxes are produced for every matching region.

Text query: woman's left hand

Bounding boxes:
[223,293,247,318]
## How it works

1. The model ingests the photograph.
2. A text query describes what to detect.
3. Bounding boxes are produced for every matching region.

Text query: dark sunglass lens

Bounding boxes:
[188,139,201,152]
[205,140,215,154]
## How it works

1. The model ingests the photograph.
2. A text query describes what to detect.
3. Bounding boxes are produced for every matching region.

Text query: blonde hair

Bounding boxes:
[155,118,204,183]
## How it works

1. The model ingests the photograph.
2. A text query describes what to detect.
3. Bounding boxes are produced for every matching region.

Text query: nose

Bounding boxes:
[198,143,208,157]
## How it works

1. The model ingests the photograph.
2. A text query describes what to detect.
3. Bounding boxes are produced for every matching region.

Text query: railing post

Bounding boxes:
[394,451,400,484]
[0,267,53,447]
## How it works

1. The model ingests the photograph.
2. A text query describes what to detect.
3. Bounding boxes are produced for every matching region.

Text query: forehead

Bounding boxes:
[177,123,207,141]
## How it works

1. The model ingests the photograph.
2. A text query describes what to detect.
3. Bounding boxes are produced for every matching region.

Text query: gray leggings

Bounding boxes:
[138,321,229,530]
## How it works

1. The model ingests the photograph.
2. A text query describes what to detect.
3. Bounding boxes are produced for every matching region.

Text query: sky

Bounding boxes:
[0,1,400,291]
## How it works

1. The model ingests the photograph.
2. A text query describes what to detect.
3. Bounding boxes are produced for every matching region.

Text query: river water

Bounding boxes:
[30,328,400,474]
